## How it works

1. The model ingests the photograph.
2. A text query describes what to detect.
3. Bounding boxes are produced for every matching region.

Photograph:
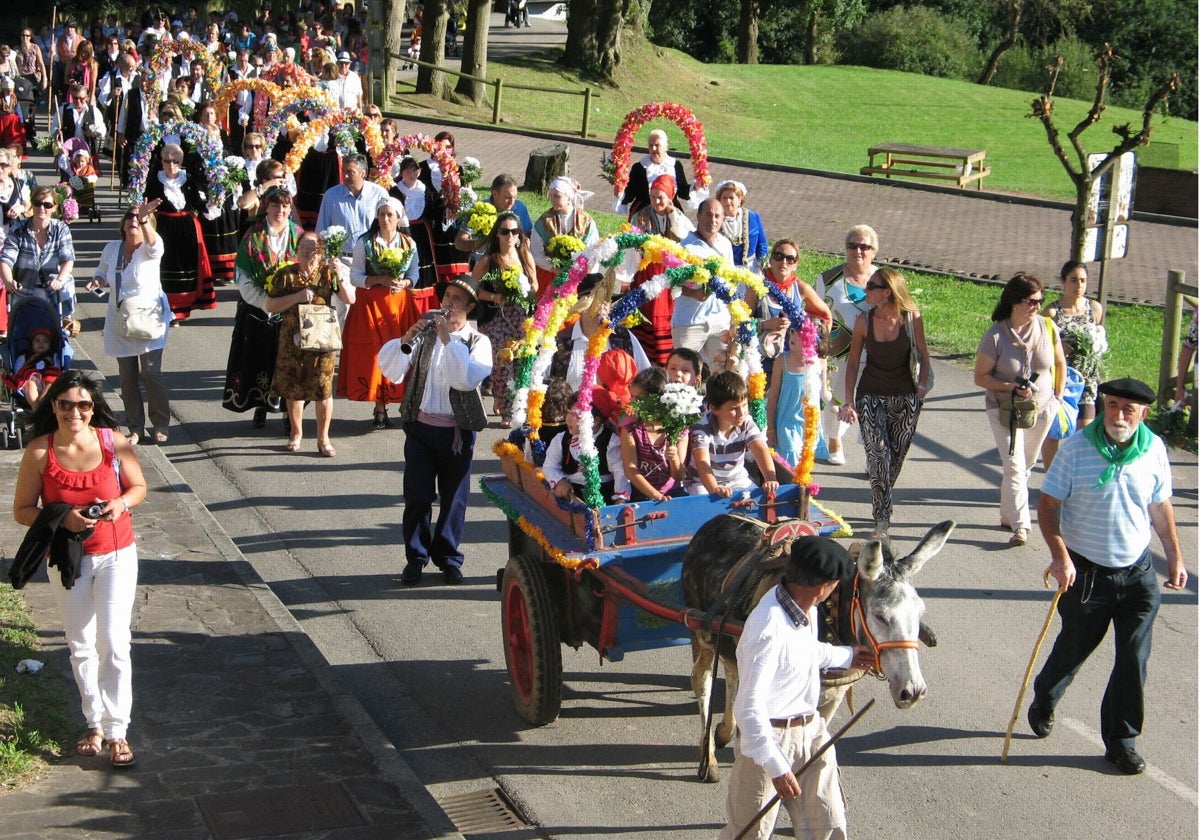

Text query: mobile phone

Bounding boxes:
[91,284,107,298]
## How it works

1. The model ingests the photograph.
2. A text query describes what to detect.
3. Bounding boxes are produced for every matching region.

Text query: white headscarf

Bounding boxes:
[379,195,410,227]
[548,176,595,210]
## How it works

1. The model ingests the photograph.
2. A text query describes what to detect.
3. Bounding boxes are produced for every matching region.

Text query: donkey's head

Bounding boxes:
[849,521,954,709]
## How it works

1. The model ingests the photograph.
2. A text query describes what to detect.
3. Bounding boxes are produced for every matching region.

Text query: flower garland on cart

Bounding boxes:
[127,119,232,205]
[608,102,712,198]
[370,134,464,213]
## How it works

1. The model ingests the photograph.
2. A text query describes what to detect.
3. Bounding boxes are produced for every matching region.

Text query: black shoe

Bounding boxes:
[401,562,424,586]
[252,407,267,428]
[1027,703,1054,738]
[441,566,464,585]
[1105,748,1146,775]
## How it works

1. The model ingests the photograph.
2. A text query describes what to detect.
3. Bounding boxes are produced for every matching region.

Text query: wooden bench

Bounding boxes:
[861,143,990,189]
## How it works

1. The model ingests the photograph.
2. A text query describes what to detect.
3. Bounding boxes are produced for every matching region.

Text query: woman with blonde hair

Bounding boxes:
[838,267,932,533]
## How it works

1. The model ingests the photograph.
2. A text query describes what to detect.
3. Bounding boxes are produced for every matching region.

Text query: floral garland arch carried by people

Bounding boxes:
[143,35,227,114]
[283,108,385,173]
[608,102,713,198]
[259,87,341,157]
[212,78,285,130]
[260,62,317,90]
[127,119,232,206]
[371,134,463,213]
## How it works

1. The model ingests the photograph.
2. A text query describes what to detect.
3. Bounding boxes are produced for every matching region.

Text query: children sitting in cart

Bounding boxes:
[684,370,780,497]
[665,347,703,388]
[621,367,693,502]
[542,392,616,502]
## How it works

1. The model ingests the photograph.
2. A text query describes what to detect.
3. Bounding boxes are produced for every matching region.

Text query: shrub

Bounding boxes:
[991,36,1097,101]
[839,5,980,80]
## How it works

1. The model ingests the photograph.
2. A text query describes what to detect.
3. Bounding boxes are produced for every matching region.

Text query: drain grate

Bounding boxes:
[196,783,365,840]
[439,787,529,834]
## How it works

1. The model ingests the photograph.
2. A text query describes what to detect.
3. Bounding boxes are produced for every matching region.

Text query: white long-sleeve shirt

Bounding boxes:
[734,585,853,779]
[377,325,492,415]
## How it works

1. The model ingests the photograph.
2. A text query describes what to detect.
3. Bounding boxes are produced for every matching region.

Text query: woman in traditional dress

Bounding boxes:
[530,176,599,295]
[195,102,239,285]
[340,197,420,430]
[716,180,768,272]
[629,175,693,366]
[616,128,701,218]
[471,210,537,428]
[141,143,216,321]
[267,231,355,456]
[222,186,300,428]
[389,156,440,289]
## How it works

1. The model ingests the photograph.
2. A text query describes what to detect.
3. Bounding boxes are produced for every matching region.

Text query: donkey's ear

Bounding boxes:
[857,540,884,582]
[900,520,955,577]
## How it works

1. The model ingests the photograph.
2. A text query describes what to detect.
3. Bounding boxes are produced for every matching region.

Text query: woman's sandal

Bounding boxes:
[107,738,136,768]
[317,441,336,458]
[286,437,302,452]
[76,730,103,757]
[372,407,391,429]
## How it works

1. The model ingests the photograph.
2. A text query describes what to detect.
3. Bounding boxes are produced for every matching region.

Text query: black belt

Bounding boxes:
[1069,548,1146,576]
[770,712,815,728]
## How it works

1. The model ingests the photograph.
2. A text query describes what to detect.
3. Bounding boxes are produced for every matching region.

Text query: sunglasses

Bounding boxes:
[865,282,888,291]
[846,242,874,251]
[770,252,797,264]
[34,200,56,209]
[163,158,182,164]
[56,398,94,413]
[497,228,520,236]
[1021,297,1044,306]
[247,144,264,149]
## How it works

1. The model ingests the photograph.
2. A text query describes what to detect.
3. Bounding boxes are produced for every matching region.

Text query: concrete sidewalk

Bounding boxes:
[0,405,464,840]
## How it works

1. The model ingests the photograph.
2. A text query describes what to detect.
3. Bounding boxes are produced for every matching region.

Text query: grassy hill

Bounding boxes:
[393,36,1197,201]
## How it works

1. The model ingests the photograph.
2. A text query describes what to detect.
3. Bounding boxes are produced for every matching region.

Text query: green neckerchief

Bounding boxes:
[1082,414,1153,485]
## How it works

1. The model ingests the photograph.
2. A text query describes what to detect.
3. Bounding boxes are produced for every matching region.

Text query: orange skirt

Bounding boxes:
[336,285,439,402]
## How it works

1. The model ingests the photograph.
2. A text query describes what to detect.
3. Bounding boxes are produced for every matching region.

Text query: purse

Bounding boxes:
[905,311,933,392]
[1000,395,1038,430]
[114,252,166,341]
[295,303,342,352]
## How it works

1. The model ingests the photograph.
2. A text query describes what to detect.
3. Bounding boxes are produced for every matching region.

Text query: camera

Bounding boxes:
[84,504,106,519]
[1015,373,1039,393]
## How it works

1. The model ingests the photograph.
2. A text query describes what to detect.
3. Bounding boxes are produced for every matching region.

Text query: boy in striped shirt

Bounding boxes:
[685,370,780,497]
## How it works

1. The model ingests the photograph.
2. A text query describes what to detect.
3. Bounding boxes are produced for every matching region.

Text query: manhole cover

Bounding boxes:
[196,783,365,840]
[439,788,529,834]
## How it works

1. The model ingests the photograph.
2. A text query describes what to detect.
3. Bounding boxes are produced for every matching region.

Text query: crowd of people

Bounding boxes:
[0,6,1191,822]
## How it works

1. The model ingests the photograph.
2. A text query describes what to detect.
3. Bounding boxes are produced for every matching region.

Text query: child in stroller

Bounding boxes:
[1,295,74,447]
[57,140,100,223]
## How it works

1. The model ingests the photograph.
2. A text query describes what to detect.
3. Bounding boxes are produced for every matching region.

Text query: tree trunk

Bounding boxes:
[737,0,760,65]
[455,0,490,103]
[978,0,1022,85]
[805,6,820,65]
[416,0,450,97]
[384,0,407,101]
[561,0,625,79]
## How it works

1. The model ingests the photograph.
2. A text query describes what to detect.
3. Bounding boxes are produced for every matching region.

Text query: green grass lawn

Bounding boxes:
[394,37,1197,201]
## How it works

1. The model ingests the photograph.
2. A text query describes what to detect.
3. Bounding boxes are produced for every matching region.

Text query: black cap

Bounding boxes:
[436,273,480,303]
[1098,377,1155,405]
[786,536,853,586]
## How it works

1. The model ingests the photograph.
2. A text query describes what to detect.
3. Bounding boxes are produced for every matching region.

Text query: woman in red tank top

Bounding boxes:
[12,370,147,768]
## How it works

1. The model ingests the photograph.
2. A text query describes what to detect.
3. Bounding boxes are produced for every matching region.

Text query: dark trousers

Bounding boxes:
[402,420,476,570]
[1033,549,1160,751]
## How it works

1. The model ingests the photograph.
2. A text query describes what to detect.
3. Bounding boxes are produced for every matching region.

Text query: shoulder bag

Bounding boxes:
[904,311,934,393]
[295,303,342,352]
[114,250,166,342]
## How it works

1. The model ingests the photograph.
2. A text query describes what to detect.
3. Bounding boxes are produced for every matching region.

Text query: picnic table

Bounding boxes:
[861,143,990,189]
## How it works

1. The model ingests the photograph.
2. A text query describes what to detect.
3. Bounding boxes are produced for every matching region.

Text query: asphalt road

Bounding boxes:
[61,188,1197,838]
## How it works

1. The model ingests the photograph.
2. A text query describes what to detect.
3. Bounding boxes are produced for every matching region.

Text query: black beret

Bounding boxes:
[1098,377,1155,405]
[786,536,852,586]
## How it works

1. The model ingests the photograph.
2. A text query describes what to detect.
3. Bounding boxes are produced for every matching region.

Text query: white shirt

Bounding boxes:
[562,320,650,391]
[327,70,362,109]
[377,324,492,414]
[95,237,173,358]
[734,585,854,778]
[673,232,734,329]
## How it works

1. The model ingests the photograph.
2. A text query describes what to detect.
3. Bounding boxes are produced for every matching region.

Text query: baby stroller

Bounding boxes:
[1,294,75,448]
[56,137,101,224]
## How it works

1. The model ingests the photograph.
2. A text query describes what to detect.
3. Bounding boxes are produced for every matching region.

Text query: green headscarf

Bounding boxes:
[1082,413,1154,485]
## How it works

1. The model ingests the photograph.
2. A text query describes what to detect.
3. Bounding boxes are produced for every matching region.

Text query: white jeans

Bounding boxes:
[51,544,139,740]
[985,401,1057,531]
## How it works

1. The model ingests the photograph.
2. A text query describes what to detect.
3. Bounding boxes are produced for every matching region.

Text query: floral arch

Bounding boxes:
[127,119,232,205]
[370,134,463,213]
[143,37,226,114]
[283,109,385,172]
[610,102,713,197]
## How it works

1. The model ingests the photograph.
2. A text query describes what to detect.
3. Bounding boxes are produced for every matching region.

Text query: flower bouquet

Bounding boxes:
[220,156,248,194]
[375,244,414,277]
[546,234,586,269]
[484,265,534,313]
[459,156,483,185]
[320,225,350,259]
[460,200,497,239]
[630,383,703,444]
[52,183,78,222]
[1061,321,1108,380]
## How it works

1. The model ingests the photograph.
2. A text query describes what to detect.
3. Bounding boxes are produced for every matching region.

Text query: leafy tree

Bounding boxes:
[840,5,979,80]
[562,0,646,79]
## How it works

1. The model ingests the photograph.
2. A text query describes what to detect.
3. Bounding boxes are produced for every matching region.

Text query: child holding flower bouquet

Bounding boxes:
[472,210,537,428]
[621,368,696,502]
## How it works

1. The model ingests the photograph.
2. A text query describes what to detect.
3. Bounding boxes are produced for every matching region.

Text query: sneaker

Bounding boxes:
[401,562,424,586]
[826,448,846,466]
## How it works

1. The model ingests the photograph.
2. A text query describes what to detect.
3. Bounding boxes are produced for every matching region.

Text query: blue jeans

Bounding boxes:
[401,420,476,570]
[1033,549,1160,751]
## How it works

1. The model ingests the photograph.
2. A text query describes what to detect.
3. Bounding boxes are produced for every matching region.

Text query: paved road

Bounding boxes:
[51,167,1198,838]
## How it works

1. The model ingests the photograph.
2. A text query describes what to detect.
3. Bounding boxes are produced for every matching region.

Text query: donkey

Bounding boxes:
[680,514,954,783]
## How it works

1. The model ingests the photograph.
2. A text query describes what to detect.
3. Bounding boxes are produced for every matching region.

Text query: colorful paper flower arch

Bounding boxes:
[283,109,385,172]
[127,119,232,206]
[260,88,341,155]
[142,36,227,114]
[370,134,463,213]
[610,102,712,197]
[260,62,316,89]
[504,230,818,510]
[211,78,284,130]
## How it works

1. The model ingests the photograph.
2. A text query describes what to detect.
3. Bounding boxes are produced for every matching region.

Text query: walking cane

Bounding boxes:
[109,87,122,191]
[45,5,56,136]
[1001,569,1064,762]
[733,698,875,840]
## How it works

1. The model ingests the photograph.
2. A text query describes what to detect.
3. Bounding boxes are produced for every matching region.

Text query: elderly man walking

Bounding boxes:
[1028,378,1187,775]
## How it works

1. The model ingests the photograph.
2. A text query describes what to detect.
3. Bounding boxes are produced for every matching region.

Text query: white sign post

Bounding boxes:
[1083,151,1137,308]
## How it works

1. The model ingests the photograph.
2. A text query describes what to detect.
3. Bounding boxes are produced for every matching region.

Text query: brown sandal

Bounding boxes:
[107,738,136,768]
[75,729,103,757]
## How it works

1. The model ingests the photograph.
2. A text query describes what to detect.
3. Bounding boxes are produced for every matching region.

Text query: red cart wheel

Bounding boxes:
[501,554,562,726]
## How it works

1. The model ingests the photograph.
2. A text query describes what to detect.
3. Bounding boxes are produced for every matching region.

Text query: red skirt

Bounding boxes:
[630,264,673,367]
[157,210,215,319]
[336,285,439,403]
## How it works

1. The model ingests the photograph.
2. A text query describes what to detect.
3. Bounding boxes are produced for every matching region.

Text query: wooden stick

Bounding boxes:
[1001,570,1063,763]
[109,87,122,190]
[45,5,56,136]
[733,698,875,840]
